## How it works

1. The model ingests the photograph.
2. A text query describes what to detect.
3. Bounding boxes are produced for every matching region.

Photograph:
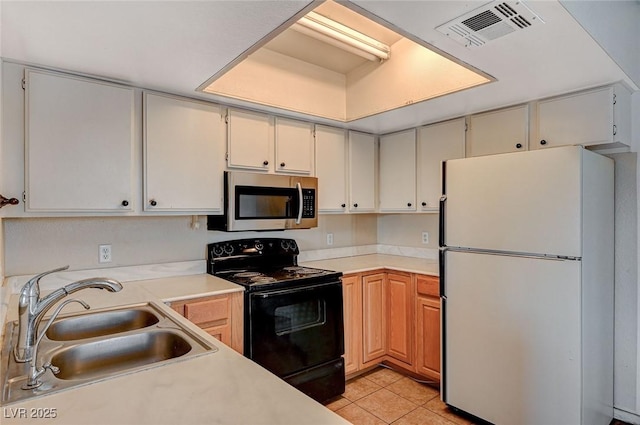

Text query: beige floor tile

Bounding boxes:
[343,376,382,402]
[387,377,440,405]
[336,403,387,425]
[425,397,475,425]
[363,367,405,387]
[393,407,456,425]
[355,388,418,423]
[325,396,352,412]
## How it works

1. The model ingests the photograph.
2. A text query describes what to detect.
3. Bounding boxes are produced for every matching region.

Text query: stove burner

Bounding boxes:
[234,271,263,278]
[285,266,322,276]
[251,276,277,284]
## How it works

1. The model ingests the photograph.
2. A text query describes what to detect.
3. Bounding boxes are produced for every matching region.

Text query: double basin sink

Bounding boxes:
[1,302,217,404]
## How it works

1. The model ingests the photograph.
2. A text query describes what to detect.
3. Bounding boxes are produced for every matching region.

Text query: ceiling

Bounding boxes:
[0,1,636,134]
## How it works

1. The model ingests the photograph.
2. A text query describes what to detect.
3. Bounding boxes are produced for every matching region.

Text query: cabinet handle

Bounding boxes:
[341,204,346,208]
[422,202,427,207]
[353,203,358,208]
[280,162,286,167]
[121,200,129,207]
[613,125,617,136]
[0,194,19,209]
[263,160,269,166]
[149,199,157,207]
[540,140,547,146]
[407,203,412,207]
[516,143,522,149]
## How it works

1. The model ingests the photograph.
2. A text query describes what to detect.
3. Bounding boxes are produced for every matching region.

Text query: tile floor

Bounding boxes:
[326,367,632,425]
[325,367,474,425]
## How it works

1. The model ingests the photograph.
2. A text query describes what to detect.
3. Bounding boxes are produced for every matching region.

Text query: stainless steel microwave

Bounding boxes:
[208,171,318,232]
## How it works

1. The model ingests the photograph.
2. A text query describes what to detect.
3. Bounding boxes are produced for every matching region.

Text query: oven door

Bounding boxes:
[247,280,344,377]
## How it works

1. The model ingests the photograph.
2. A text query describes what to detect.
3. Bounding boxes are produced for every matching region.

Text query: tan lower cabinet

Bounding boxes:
[415,275,441,380]
[341,274,362,375]
[386,272,414,367]
[170,292,244,354]
[342,270,440,381]
[362,272,387,365]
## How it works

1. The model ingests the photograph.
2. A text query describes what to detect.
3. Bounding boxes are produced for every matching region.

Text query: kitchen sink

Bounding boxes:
[1,302,217,405]
[46,308,159,341]
[51,331,192,381]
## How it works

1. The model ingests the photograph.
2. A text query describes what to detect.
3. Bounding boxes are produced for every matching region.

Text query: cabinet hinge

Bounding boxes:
[464,122,468,132]
[224,113,229,124]
[613,93,617,105]
[21,78,26,90]
[22,191,26,202]
[225,152,229,161]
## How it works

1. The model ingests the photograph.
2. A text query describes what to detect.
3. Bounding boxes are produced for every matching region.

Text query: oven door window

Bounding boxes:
[248,281,344,377]
[235,186,298,220]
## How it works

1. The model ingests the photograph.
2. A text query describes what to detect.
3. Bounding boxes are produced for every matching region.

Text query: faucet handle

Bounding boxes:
[20,266,70,299]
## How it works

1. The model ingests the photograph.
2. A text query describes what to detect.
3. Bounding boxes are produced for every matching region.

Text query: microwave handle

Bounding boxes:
[295,182,303,224]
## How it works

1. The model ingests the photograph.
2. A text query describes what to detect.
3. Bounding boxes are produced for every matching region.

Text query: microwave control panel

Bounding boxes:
[302,189,316,218]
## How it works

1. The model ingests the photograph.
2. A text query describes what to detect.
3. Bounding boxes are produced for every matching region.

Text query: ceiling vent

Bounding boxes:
[436,1,543,48]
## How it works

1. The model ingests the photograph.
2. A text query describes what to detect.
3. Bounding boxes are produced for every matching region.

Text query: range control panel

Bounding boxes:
[301,189,316,218]
[208,238,299,259]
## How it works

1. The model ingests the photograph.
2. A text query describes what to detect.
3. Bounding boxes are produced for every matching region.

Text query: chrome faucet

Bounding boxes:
[14,265,123,363]
[22,298,90,390]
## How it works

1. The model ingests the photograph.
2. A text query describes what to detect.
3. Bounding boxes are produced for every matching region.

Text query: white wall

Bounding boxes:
[377,213,439,249]
[2,214,378,276]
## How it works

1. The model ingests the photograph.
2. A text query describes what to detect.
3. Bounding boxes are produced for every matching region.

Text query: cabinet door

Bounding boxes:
[25,69,134,212]
[348,131,376,212]
[315,126,348,213]
[144,93,224,212]
[227,108,272,171]
[466,105,528,157]
[362,273,386,365]
[379,129,416,212]
[535,86,614,149]
[342,274,362,375]
[417,118,465,211]
[416,296,440,380]
[386,273,414,366]
[275,117,314,175]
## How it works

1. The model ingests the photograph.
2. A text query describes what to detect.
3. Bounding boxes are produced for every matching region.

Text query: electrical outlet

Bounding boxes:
[326,233,334,246]
[99,244,112,263]
[422,232,429,244]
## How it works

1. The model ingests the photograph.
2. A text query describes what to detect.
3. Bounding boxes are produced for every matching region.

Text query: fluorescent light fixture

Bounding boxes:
[291,11,390,62]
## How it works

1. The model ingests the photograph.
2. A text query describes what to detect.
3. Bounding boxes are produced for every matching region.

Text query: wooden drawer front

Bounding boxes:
[416,275,439,297]
[203,324,231,346]
[184,297,229,325]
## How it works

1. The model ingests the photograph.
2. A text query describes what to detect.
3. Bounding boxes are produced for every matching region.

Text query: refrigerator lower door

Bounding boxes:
[443,250,581,425]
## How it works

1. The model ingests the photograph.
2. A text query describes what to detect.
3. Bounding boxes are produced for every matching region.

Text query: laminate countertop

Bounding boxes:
[301,254,439,276]
[0,274,350,425]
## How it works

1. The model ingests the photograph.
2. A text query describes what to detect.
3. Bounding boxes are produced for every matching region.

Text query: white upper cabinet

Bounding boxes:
[417,118,466,212]
[466,105,529,157]
[24,69,134,212]
[275,117,314,175]
[226,108,273,172]
[143,92,225,212]
[348,131,377,213]
[315,125,347,213]
[533,84,631,150]
[379,129,416,212]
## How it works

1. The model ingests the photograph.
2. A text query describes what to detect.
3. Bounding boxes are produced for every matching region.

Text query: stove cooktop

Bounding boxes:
[215,266,340,288]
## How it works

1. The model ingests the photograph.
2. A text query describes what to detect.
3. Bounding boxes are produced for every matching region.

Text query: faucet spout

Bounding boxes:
[13,267,123,363]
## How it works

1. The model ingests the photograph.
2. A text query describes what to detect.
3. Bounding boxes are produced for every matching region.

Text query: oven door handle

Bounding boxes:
[253,281,340,298]
[295,182,303,225]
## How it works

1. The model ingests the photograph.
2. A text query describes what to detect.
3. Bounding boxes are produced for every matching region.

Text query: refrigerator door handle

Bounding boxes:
[439,195,447,247]
[439,248,446,297]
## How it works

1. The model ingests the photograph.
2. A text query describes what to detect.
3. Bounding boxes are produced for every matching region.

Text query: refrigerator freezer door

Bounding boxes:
[444,146,582,257]
[443,250,581,425]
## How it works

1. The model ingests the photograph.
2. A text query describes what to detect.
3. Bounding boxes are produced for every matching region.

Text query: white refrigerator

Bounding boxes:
[439,146,614,425]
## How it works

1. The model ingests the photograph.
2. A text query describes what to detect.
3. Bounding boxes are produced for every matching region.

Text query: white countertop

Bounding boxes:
[301,254,439,276]
[1,274,350,425]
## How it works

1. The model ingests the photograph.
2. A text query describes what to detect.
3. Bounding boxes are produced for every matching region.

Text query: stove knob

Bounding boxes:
[223,244,234,255]
[212,246,224,257]
[255,242,264,251]
[289,241,297,252]
[280,240,289,251]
